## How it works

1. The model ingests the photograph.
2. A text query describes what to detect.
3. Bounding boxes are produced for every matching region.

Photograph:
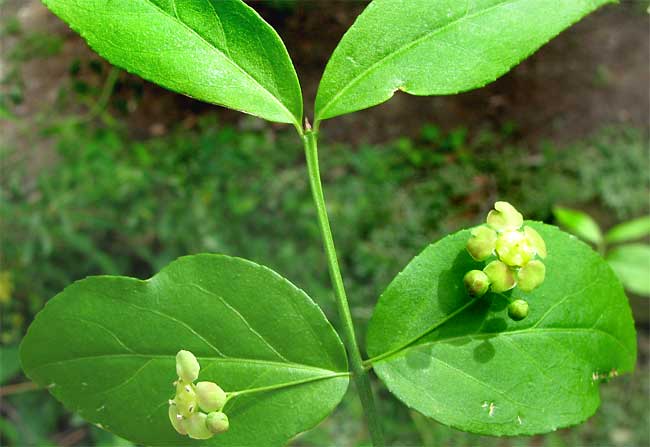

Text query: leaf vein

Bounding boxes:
[30,353,337,375]
[59,316,137,355]
[97,292,227,357]
[184,282,291,363]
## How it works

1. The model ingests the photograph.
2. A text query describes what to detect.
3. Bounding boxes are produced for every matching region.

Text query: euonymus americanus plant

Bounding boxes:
[20,1,637,445]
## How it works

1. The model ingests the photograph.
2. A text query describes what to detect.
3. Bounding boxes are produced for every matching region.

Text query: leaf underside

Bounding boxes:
[42,0,303,125]
[21,254,348,446]
[367,223,637,436]
[315,0,614,121]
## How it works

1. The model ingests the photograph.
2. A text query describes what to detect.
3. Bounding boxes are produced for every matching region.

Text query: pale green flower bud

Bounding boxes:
[466,225,497,261]
[175,380,198,418]
[176,350,200,383]
[206,411,230,434]
[184,412,213,440]
[524,226,547,259]
[168,404,187,435]
[508,299,529,321]
[517,260,546,292]
[495,230,535,267]
[196,381,227,413]
[463,270,490,297]
[487,201,524,232]
[483,260,515,292]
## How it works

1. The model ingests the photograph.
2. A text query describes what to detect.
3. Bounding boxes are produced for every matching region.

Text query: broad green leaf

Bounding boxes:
[42,0,302,125]
[21,254,348,446]
[367,223,636,436]
[315,0,613,121]
[606,244,650,296]
[553,206,603,246]
[605,216,650,244]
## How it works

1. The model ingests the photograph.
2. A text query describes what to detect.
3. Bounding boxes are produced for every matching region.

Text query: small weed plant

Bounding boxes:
[20,1,637,446]
[553,207,650,297]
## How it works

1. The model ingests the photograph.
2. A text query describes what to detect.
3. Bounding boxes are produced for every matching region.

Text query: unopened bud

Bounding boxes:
[184,412,213,440]
[466,225,497,261]
[206,411,230,434]
[176,350,200,383]
[463,270,490,297]
[168,404,187,435]
[508,299,529,321]
[487,201,523,232]
[517,260,546,292]
[196,381,227,412]
[483,260,516,293]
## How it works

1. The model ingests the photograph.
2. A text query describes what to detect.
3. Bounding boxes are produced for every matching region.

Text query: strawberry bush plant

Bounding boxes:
[20,1,637,445]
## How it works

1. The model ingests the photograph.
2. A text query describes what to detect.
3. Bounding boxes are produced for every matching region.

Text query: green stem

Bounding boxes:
[303,128,385,447]
[87,66,120,120]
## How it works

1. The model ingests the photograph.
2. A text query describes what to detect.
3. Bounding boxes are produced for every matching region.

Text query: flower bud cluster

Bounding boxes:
[168,350,230,439]
[463,202,547,321]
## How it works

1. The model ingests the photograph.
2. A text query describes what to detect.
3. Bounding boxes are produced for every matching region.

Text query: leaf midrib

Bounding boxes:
[370,270,612,365]
[129,0,297,124]
[316,0,524,119]
[29,352,342,376]
[374,326,633,366]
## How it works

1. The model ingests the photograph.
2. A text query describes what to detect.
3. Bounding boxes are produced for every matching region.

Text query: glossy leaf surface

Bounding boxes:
[367,223,636,436]
[42,0,302,125]
[21,255,348,446]
[315,0,613,121]
[606,244,650,296]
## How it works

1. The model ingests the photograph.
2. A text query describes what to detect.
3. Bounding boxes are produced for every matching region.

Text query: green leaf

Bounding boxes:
[366,223,636,436]
[42,0,302,125]
[21,254,348,446]
[553,206,603,246]
[606,244,650,297]
[605,216,650,244]
[315,0,613,121]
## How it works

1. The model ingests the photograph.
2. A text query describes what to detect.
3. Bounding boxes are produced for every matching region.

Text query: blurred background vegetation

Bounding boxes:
[0,0,648,446]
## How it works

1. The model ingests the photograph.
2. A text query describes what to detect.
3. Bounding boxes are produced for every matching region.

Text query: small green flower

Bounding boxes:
[508,299,529,321]
[176,350,200,383]
[517,260,546,292]
[463,270,490,297]
[466,225,497,261]
[206,411,230,434]
[495,230,535,267]
[169,350,231,438]
[196,381,227,413]
[184,412,213,440]
[487,201,523,232]
[462,202,548,321]
[483,260,515,293]
[174,380,198,418]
